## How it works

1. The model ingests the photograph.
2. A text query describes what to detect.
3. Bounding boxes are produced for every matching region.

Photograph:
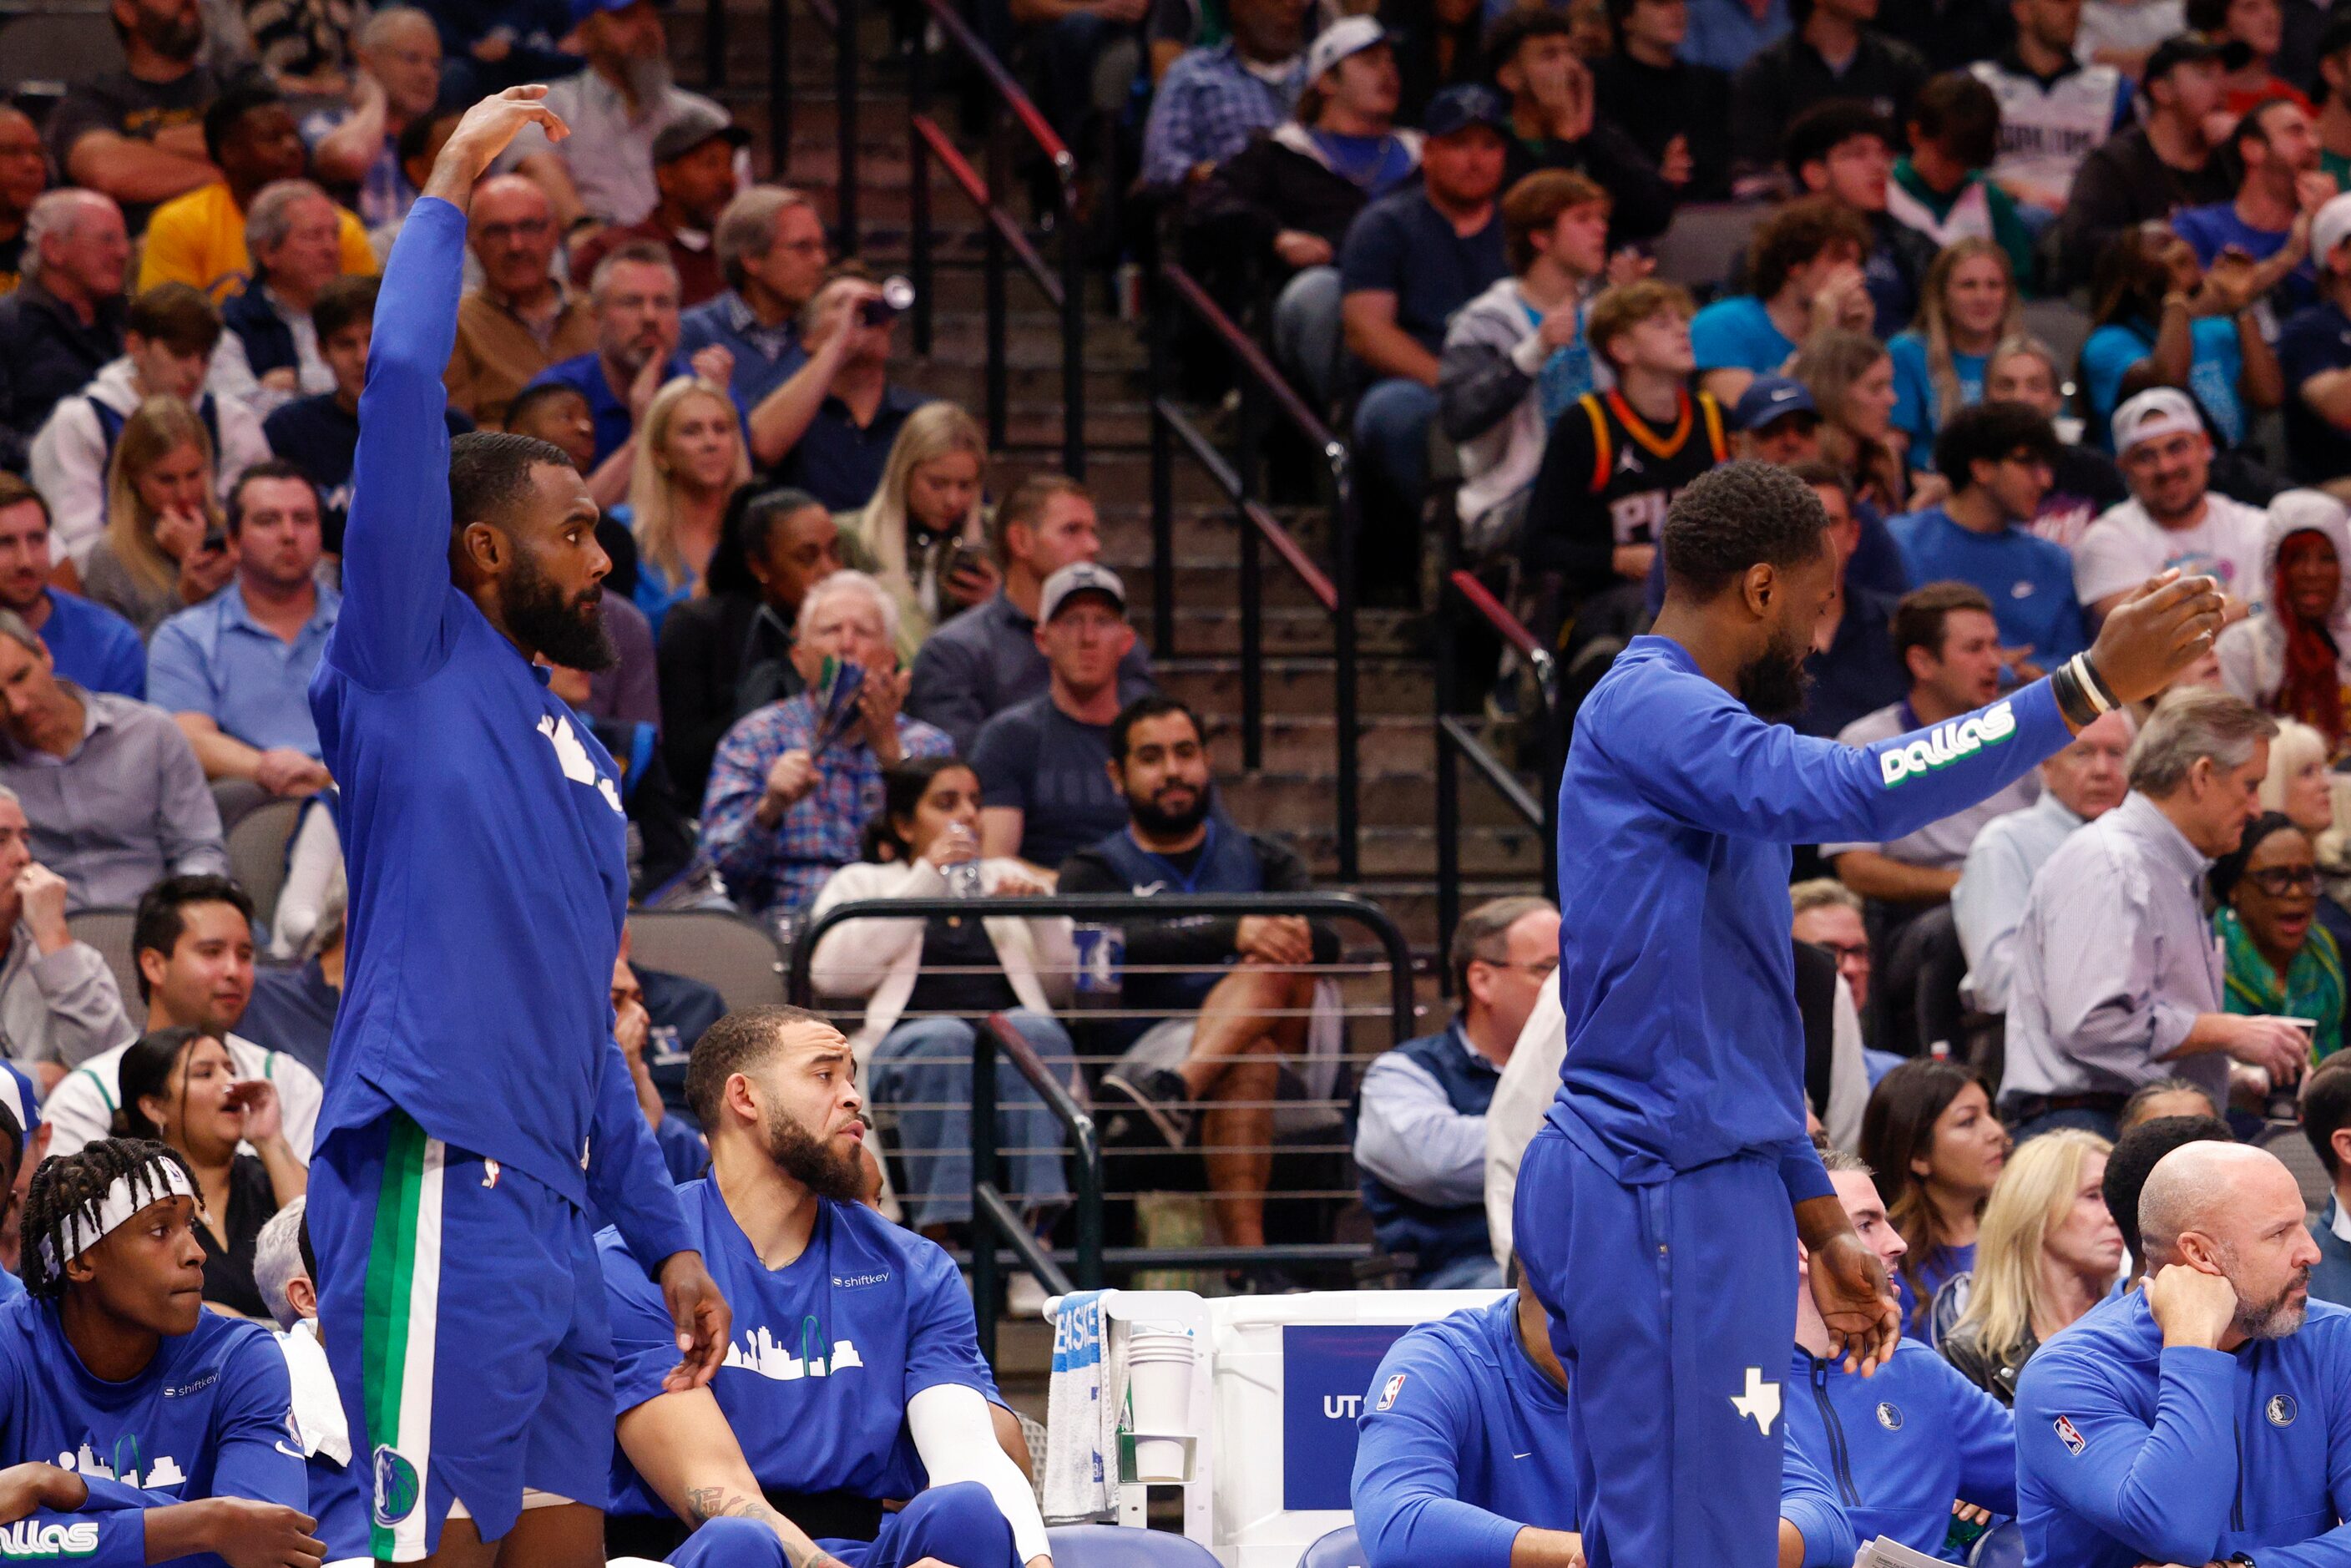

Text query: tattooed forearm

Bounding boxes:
[684,1486,842,1568]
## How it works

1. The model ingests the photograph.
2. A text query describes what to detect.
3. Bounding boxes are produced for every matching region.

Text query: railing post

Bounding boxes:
[970,1016,1000,1365]
[981,125,1009,452]
[1147,250,1175,660]
[766,0,790,180]
[704,0,726,89]
[1331,451,1360,884]
[908,22,933,357]
[1434,558,1460,994]
[1060,170,1084,478]
[834,0,859,255]
[1236,364,1264,772]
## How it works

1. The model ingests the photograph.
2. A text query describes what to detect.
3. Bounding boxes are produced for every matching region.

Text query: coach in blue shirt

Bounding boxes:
[2016,1141,2351,1568]
[147,462,337,795]
[1888,402,2087,673]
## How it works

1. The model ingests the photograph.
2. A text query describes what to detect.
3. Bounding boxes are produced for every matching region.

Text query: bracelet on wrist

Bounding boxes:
[2050,659,2101,728]
[2074,653,2120,712]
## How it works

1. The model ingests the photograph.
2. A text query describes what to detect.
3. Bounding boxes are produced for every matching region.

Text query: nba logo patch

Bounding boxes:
[1374,1374,1407,1413]
[372,1445,421,1526]
[2054,1415,2086,1456]
[483,1158,500,1190]
[2269,1394,2298,1427]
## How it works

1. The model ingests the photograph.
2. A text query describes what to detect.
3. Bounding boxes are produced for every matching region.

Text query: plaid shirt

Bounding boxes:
[1140,41,1303,191]
[701,693,953,919]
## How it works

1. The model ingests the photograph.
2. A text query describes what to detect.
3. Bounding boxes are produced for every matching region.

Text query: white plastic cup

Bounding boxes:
[1131,1434,1188,1483]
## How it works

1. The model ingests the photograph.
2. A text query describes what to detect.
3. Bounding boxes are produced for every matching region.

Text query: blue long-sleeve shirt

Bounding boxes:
[1351,1294,1578,1568]
[1782,1437,1858,1568]
[1548,636,2070,1197]
[0,1293,306,1568]
[308,196,690,1272]
[1785,1339,2015,1561]
[2016,1289,2351,1568]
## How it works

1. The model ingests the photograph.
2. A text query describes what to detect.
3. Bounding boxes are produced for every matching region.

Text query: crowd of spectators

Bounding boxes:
[16,0,2351,1560]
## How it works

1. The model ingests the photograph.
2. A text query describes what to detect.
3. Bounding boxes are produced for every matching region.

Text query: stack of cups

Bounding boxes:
[1123,1322,1198,1484]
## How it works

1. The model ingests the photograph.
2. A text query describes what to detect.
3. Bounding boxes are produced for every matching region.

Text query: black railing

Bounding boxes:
[728,0,849,224]
[788,891,1415,1358]
[905,0,1085,476]
[1433,567,1560,983]
[1147,260,1359,881]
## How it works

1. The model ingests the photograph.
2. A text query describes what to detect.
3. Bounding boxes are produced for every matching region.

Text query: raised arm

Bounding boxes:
[339,88,569,690]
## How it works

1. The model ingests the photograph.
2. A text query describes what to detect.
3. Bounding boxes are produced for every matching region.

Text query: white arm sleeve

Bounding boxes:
[906,1382,1051,1565]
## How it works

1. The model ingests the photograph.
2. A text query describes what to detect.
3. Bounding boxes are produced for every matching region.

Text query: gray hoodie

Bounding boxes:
[1437,276,1609,559]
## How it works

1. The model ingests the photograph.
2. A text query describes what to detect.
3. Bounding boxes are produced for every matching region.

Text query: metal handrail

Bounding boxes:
[969,1012,1097,1361]
[787,892,1415,1034]
[750,0,852,233]
[906,0,1085,476]
[1148,258,1359,882]
[1433,561,1560,976]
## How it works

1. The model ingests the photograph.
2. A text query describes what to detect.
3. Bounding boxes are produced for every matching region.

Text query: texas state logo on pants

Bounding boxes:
[374,1444,422,1531]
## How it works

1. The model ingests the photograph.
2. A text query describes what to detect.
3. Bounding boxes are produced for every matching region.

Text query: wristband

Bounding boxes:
[2074,653,2120,712]
[2050,660,2101,729]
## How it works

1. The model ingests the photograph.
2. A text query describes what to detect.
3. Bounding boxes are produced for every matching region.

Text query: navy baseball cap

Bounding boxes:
[1424,84,1508,139]
[1732,375,1819,432]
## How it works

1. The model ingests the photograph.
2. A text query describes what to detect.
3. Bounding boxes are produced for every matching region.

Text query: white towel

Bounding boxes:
[1042,1289,1118,1521]
[276,1319,350,1467]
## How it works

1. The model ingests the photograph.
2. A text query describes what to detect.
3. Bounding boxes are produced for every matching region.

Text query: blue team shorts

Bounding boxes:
[309,1109,614,1561]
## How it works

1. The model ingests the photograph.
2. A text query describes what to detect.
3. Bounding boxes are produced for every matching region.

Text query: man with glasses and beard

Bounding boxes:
[599,1004,1054,1568]
[1509,458,2227,1568]
[2015,1141,2351,1568]
[1057,693,1342,1291]
[300,89,728,1568]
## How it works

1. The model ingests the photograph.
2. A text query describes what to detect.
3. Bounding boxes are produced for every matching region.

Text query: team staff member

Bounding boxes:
[0,1138,324,1566]
[1513,460,2224,1568]
[1783,1145,2014,1562]
[302,88,727,1568]
[2015,1141,2351,1568]
[600,1005,1051,1568]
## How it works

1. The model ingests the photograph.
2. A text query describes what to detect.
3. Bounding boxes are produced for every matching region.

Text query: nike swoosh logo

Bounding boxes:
[275,1440,306,1459]
[1512,1452,1531,1459]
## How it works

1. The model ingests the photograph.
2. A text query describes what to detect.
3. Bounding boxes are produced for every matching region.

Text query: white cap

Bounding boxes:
[1306,14,1385,84]
[2111,386,2204,454]
[2315,191,2351,275]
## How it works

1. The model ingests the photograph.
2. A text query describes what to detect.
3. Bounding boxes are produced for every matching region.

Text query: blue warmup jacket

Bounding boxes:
[2016,1288,2351,1567]
[1784,1339,2015,1561]
[1782,1435,1859,1568]
[308,196,689,1270]
[1351,1294,1580,1568]
[1548,636,2070,1196]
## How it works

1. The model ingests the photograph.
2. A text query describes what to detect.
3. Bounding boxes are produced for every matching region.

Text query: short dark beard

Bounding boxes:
[1129,779,1213,839]
[138,7,203,61]
[1737,631,1814,721]
[500,548,615,671]
[760,1102,867,1203]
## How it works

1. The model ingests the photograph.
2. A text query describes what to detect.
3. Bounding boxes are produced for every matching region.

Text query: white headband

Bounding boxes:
[39,1161,196,1276]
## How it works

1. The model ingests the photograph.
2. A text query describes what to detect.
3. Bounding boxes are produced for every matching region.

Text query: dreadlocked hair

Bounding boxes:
[20,1139,194,1302]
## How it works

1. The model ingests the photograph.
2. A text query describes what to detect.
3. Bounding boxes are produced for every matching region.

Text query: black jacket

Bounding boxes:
[2052,124,2233,292]
[0,281,124,471]
[1727,28,1930,177]
[1500,117,1679,244]
[1187,123,1418,264]
[1589,53,1732,203]
[655,590,800,806]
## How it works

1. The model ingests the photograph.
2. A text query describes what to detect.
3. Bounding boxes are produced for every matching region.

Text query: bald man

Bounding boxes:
[446,173,598,426]
[2015,1142,2344,1568]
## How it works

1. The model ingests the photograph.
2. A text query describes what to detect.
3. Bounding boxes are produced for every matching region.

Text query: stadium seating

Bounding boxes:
[625,909,788,1012]
[1295,1525,1363,1568]
[1044,1525,1224,1568]
[225,797,306,932]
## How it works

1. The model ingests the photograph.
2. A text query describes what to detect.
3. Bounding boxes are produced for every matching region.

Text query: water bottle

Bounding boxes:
[945,858,983,898]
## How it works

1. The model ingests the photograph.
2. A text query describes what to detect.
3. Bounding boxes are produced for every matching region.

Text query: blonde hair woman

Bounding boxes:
[80,397,237,638]
[1791,328,1907,515]
[841,401,994,661]
[1889,238,2024,455]
[628,375,751,639]
[1937,1129,2123,1405]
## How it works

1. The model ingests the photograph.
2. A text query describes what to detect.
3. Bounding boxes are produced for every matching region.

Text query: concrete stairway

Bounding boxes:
[665,0,1550,969]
